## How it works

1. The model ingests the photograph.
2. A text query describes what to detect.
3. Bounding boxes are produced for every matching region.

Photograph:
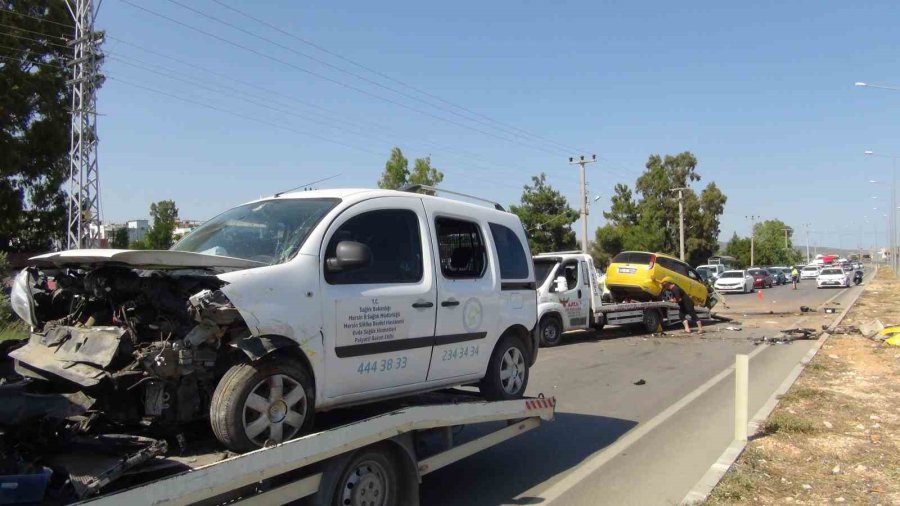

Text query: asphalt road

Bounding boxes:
[420,272,869,506]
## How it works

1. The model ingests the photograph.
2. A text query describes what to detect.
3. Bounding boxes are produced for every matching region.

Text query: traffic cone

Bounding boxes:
[756,289,764,301]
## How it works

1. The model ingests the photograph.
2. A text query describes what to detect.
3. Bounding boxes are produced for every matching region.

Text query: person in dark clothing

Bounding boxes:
[662,277,703,334]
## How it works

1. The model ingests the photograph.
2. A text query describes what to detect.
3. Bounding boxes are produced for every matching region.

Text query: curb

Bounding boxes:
[681,267,874,505]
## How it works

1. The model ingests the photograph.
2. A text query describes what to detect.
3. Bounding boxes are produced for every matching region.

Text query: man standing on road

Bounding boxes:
[791,266,799,290]
[661,277,703,334]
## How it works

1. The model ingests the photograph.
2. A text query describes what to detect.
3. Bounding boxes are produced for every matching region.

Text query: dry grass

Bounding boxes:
[704,266,900,505]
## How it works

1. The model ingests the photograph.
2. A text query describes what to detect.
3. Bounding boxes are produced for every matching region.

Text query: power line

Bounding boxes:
[207,0,589,154]
[0,8,74,29]
[106,54,540,185]
[117,0,565,158]
[108,76,387,157]
[0,29,73,49]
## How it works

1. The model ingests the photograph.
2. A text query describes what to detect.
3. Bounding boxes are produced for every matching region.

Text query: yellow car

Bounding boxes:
[605,251,710,307]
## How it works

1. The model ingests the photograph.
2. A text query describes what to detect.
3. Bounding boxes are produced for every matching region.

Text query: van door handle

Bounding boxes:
[441,299,460,307]
[578,289,582,298]
[412,301,434,309]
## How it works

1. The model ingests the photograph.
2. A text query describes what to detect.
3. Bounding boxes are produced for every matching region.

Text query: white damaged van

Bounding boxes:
[9,188,538,451]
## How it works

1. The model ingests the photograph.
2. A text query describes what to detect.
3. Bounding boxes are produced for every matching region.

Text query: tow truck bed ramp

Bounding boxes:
[80,396,556,505]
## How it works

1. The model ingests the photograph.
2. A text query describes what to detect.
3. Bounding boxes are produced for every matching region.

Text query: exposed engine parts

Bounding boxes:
[4,266,249,431]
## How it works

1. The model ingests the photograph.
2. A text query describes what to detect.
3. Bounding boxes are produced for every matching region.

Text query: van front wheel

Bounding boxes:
[480,335,529,400]
[210,357,315,453]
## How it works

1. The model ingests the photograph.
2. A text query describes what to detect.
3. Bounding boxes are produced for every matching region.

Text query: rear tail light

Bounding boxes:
[648,254,656,270]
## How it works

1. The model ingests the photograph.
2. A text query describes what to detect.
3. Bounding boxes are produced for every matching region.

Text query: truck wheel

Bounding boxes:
[480,335,529,400]
[539,315,563,347]
[210,357,314,453]
[332,446,399,506]
[590,313,606,332]
[643,309,662,334]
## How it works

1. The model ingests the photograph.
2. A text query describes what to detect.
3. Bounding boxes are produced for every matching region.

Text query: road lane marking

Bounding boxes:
[534,343,769,504]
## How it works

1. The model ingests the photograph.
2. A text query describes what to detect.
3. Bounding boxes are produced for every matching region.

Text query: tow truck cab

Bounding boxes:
[533,252,603,347]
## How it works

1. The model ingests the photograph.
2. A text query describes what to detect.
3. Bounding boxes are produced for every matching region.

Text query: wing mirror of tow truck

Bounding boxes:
[326,241,373,272]
[554,276,568,293]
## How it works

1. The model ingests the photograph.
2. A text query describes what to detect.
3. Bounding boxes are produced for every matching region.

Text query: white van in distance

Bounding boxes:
[10,187,539,452]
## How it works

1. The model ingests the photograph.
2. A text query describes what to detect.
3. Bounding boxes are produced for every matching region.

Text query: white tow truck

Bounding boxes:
[534,252,711,346]
[62,391,555,506]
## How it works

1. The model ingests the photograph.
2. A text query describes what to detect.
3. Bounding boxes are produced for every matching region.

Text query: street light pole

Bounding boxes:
[671,187,689,261]
[804,223,811,263]
[569,155,597,254]
[866,151,898,273]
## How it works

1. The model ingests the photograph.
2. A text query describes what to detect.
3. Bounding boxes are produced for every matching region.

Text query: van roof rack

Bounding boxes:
[535,251,583,256]
[400,184,505,211]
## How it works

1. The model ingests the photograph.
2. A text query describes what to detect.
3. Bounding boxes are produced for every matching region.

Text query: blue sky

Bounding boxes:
[94,0,900,251]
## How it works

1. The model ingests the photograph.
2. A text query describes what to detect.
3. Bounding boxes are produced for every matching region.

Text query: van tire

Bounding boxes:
[538,315,563,347]
[480,335,529,400]
[210,356,315,453]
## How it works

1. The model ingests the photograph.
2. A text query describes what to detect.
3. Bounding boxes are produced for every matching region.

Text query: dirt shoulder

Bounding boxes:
[703,268,900,505]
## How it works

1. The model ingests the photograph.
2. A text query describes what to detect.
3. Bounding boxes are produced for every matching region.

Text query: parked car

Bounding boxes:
[713,270,754,293]
[817,266,850,288]
[10,188,539,452]
[696,264,725,282]
[606,251,711,307]
[768,266,787,285]
[800,265,821,279]
[747,268,774,288]
[840,262,854,273]
[696,268,715,285]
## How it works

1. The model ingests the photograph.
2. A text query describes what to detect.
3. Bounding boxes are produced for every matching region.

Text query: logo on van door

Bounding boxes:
[462,298,483,332]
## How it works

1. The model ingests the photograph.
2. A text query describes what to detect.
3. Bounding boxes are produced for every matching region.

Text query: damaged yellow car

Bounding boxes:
[605,251,713,307]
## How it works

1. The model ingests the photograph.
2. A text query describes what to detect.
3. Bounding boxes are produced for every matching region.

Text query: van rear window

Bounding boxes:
[611,252,653,264]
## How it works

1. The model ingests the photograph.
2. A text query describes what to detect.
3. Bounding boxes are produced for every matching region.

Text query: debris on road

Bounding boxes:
[725,326,742,331]
[858,318,885,338]
[633,379,646,385]
[752,328,819,345]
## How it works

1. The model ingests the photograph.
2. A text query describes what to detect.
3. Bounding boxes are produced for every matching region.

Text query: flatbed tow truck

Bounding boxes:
[21,391,555,505]
[534,252,714,346]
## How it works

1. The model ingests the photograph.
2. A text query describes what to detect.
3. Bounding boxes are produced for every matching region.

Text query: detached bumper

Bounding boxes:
[10,326,127,388]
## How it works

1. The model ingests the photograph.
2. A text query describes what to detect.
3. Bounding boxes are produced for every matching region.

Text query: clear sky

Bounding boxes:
[92,0,900,251]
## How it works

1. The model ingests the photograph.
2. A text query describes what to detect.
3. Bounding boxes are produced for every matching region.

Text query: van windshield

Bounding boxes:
[534,259,559,286]
[173,198,339,264]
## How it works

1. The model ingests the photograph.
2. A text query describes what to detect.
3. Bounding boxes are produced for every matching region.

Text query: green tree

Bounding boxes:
[723,232,752,268]
[144,200,179,250]
[590,152,727,267]
[510,174,578,254]
[377,147,409,189]
[377,147,443,192]
[751,220,802,266]
[1,2,81,252]
[110,227,129,249]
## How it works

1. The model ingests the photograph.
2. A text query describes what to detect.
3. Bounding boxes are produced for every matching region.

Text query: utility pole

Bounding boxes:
[569,155,597,254]
[671,188,689,261]
[782,227,791,249]
[65,0,104,249]
[804,223,811,263]
[746,215,759,266]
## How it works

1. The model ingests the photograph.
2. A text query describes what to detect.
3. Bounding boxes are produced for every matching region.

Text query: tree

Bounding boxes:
[110,227,129,249]
[590,152,727,267]
[723,232,752,268]
[144,200,178,250]
[1,2,79,252]
[377,147,443,191]
[751,220,802,266]
[377,147,409,190]
[510,174,578,254]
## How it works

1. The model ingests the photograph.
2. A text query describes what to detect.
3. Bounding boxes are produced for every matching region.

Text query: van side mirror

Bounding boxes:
[326,241,372,272]
[554,276,568,292]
